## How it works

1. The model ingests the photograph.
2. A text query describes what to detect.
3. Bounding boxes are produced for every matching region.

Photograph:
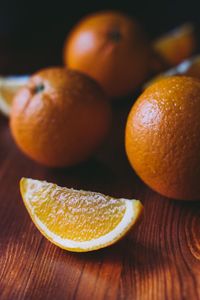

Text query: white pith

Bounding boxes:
[0,98,10,115]
[0,75,29,115]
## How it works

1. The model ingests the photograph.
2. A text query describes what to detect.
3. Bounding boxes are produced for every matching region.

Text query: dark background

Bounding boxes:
[1,0,200,74]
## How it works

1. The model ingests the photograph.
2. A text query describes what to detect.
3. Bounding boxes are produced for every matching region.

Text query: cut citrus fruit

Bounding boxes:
[153,23,196,66]
[0,75,29,116]
[20,178,143,252]
[143,55,200,89]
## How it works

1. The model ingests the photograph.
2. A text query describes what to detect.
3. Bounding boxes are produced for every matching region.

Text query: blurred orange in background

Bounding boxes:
[153,23,196,66]
[63,11,153,98]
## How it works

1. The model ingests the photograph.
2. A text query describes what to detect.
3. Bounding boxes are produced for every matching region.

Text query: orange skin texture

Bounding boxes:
[64,11,152,98]
[10,68,112,167]
[125,76,200,200]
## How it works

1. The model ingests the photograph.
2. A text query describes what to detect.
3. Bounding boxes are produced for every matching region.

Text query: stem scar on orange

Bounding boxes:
[10,67,112,167]
[125,76,200,200]
[63,11,153,99]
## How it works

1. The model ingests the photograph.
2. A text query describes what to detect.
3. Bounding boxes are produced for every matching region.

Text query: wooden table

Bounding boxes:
[0,47,200,300]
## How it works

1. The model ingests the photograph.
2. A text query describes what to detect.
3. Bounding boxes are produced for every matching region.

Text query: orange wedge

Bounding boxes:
[0,75,29,116]
[153,23,196,66]
[20,178,143,252]
[144,55,200,89]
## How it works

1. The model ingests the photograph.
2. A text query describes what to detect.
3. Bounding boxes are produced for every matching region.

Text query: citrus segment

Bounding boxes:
[20,178,143,252]
[153,23,196,66]
[144,55,200,89]
[0,76,29,116]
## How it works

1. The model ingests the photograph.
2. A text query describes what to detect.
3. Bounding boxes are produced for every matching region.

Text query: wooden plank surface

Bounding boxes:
[0,50,200,300]
[0,104,200,300]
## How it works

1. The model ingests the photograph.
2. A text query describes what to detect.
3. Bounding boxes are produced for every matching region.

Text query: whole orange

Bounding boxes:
[63,11,152,98]
[125,76,200,200]
[10,67,111,167]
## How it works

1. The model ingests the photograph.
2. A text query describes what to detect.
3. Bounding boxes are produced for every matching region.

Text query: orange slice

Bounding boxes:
[144,55,200,89]
[20,178,143,252]
[153,23,196,66]
[0,75,29,116]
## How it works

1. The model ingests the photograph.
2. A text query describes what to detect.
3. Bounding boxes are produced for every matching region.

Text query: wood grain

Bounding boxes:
[0,57,200,300]
[0,104,200,300]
